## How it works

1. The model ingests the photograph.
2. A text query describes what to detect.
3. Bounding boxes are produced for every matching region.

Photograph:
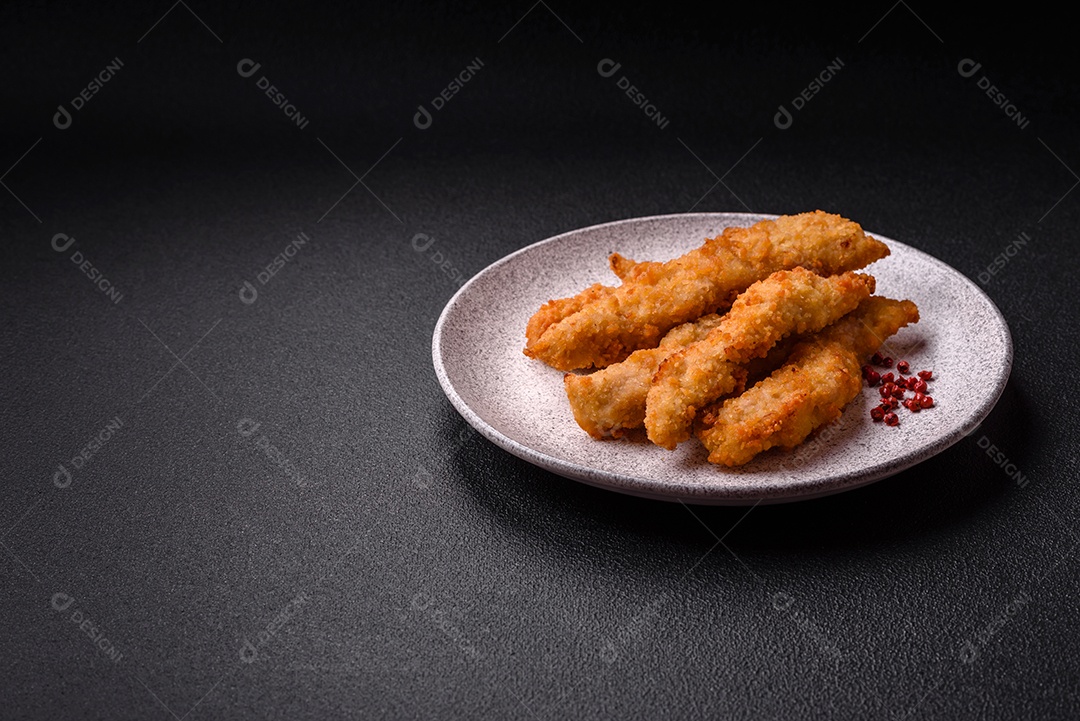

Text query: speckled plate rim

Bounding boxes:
[432,213,1013,505]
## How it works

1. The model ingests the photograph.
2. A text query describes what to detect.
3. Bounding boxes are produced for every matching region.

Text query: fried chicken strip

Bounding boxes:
[564,320,805,441]
[563,313,726,439]
[609,253,661,282]
[695,297,920,466]
[645,269,876,450]
[525,283,613,349]
[524,211,891,371]
[524,254,658,348]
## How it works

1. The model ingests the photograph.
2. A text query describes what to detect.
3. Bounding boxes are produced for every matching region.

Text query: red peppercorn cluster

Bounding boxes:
[863,352,934,426]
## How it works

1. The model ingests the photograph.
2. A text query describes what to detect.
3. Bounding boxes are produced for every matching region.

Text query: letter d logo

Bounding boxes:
[597,58,621,78]
[414,105,432,130]
[237,418,261,437]
[774,105,793,130]
[53,464,72,488]
[237,58,262,78]
[411,233,434,252]
[239,639,258,663]
[51,592,75,612]
[957,58,982,78]
[51,233,76,253]
[53,104,72,130]
[413,464,432,489]
[239,280,258,305]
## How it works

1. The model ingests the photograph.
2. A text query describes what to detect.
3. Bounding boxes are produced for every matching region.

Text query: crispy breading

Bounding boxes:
[563,316,806,441]
[609,253,661,282]
[525,254,659,348]
[524,211,890,371]
[525,283,613,349]
[564,313,726,439]
[695,297,919,466]
[644,269,876,449]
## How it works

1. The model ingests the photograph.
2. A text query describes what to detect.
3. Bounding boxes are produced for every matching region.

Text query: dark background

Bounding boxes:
[2,2,1078,718]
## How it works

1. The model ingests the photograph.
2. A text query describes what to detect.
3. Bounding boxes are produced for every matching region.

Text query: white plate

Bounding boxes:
[432,213,1012,504]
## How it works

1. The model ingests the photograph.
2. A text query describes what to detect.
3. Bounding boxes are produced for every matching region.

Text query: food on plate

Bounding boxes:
[564,328,807,440]
[525,211,923,468]
[523,211,890,371]
[563,313,727,439]
[524,254,656,348]
[645,269,876,449]
[525,282,613,349]
[608,253,660,282]
[695,297,920,466]
[863,356,937,426]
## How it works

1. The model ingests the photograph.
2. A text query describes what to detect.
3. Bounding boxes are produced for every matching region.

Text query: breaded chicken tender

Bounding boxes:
[563,313,727,439]
[524,211,890,371]
[564,319,806,441]
[645,269,876,449]
[609,253,661,282]
[695,297,919,466]
[524,254,657,348]
[525,283,613,349]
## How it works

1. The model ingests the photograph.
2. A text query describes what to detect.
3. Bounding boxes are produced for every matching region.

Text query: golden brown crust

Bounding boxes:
[695,297,919,466]
[644,269,876,449]
[608,253,663,282]
[524,255,661,350]
[563,314,725,439]
[524,211,890,371]
[524,283,614,349]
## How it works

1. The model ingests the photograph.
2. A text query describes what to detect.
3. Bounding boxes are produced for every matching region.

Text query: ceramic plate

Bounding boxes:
[432,213,1012,504]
